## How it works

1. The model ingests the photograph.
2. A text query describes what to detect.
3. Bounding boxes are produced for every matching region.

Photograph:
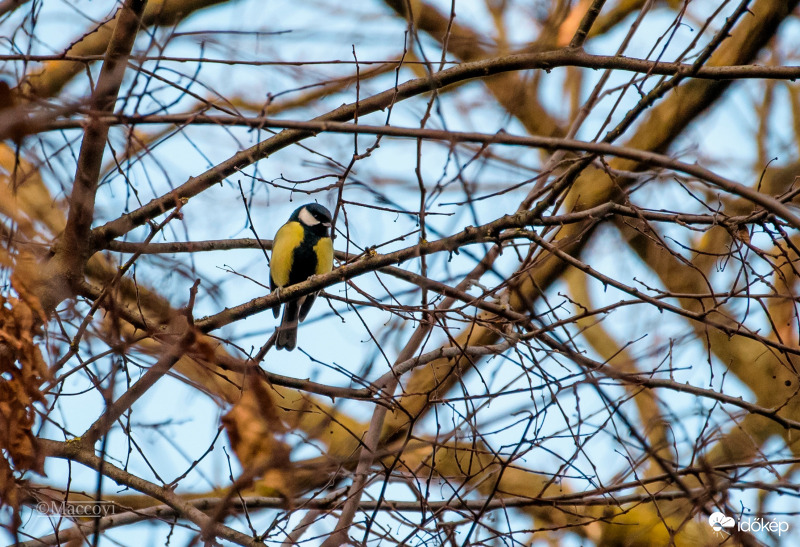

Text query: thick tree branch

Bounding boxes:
[56,0,146,307]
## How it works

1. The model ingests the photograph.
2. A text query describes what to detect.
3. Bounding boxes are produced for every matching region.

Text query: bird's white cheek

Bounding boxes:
[298,207,320,226]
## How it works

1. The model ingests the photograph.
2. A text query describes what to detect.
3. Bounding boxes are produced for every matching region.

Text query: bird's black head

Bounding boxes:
[291,203,332,237]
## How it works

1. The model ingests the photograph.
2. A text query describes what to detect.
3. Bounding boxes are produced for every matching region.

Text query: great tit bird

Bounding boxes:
[270,203,334,351]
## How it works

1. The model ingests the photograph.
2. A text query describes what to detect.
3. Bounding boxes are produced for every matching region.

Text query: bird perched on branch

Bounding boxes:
[270,203,334,350]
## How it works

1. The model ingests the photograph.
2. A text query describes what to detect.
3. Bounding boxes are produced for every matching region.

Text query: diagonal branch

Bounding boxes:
[80,318,196,447]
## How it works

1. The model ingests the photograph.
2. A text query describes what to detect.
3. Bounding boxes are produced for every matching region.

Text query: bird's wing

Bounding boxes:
[270,273,280,318]
[298,292,317,322]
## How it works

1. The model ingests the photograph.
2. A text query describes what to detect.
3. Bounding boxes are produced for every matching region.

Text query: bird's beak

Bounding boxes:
[322,221,332,228]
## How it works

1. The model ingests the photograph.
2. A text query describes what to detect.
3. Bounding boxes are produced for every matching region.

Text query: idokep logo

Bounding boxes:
[707,511,790,537]
[708,512,735,533]
[35,500,116,518]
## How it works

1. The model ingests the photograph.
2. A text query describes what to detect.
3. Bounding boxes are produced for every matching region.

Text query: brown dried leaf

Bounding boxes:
[0,297,48,480]
[222,374,290,471]
[0,290,50,517]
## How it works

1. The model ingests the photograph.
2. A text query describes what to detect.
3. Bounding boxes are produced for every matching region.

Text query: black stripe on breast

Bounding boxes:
[289,231,321,286]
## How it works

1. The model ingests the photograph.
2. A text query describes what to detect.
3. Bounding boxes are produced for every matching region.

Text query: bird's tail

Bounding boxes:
[276,299,300,351]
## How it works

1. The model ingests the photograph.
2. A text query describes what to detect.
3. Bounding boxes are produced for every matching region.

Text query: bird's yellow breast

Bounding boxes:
[314,237,333,275]
[270,221,305,288]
